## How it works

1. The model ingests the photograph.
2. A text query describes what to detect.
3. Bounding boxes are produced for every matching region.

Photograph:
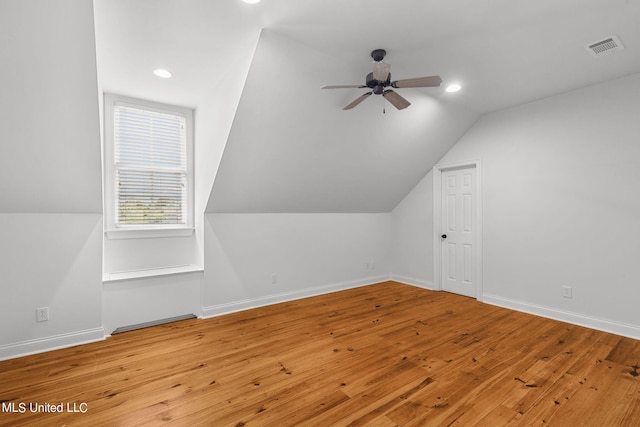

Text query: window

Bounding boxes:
[104,94,194,238]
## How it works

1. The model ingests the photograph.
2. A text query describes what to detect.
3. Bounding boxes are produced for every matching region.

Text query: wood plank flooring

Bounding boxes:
[1,281,639,426]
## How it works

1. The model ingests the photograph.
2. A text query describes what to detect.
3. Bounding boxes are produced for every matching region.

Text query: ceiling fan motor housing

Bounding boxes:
[366,72,391,94]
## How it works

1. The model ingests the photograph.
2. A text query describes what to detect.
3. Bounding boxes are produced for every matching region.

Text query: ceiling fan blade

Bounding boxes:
[372,62,391,81]
[343,92,373,110]
[391,75,443,88]
[383,90,411,110]
[322,85,367,89]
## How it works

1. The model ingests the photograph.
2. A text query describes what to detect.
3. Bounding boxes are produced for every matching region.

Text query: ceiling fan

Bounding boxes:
[322,49,442,111]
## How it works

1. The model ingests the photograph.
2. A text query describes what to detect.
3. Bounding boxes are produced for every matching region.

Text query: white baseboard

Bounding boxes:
[0,327,105,361]
[202,275,391,319]
[390,274,435,290]
[483,293,640,341]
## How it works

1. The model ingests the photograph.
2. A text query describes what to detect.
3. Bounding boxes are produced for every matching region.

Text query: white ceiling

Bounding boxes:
[256,0,640,113]
[93,0,640,213]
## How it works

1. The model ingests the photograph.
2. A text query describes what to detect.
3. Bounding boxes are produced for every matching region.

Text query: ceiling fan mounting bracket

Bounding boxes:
[371,49,386,62]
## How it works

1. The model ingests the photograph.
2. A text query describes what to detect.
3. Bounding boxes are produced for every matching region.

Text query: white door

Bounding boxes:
[441,166,477,298]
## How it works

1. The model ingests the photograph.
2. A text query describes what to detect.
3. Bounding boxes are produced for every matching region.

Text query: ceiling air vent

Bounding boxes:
[585,35,624,57]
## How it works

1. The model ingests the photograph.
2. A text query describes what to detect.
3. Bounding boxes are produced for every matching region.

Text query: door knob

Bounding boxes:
[441,234,447,239]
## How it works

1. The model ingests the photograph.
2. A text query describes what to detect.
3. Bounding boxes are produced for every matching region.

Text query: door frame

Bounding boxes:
[433,159,483,301]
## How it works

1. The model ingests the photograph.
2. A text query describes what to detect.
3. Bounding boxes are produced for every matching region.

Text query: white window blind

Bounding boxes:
[114,104,187,226]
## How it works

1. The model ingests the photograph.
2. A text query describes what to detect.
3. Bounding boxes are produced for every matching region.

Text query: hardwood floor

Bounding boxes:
[1,281,639,426]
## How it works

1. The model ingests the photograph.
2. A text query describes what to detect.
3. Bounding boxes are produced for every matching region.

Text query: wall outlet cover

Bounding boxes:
[36,307,50,322]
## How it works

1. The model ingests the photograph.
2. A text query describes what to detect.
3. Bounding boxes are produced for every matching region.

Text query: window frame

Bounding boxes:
[103,94,194,239]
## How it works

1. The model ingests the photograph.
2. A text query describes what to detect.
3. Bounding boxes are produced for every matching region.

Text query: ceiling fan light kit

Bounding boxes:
[322,49,443,111]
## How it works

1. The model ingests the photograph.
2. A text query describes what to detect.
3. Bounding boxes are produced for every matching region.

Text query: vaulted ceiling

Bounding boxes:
[93,0,640,213]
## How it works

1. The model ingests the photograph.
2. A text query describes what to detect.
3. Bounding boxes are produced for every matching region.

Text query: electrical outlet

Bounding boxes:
[36,307,49,322]
[562,286,572,298]
[271,273,278,284]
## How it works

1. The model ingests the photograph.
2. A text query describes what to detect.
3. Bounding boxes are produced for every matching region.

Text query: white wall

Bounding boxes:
[0,1,104,360]
[193,33,260,267]
[0,215,103,360]
[202,213,391,316]
[0,0,102,214]
[208,29,479,213]
[98,6,261,321]
[102,272,203,335]
[103,237,200,277]
[392,72,640,338]
[390,171,434,289]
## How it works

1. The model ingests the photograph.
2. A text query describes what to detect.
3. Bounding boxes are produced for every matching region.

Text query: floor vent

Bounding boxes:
[111,314,197,335]
[585,35,624,57]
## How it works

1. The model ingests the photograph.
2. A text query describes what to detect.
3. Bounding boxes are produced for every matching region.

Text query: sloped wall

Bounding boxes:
[200,29,478,318]
[207,29,479,213]
[0,0,104,359]
[0,0,102,214]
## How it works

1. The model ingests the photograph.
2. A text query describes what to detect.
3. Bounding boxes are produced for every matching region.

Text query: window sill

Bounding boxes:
[105,227,194,240]
[103,264,204,283]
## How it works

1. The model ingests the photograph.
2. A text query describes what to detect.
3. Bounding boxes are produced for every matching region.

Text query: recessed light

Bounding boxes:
[153,69,172,78]
[242,0,260,3]
[445,83,462,93]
